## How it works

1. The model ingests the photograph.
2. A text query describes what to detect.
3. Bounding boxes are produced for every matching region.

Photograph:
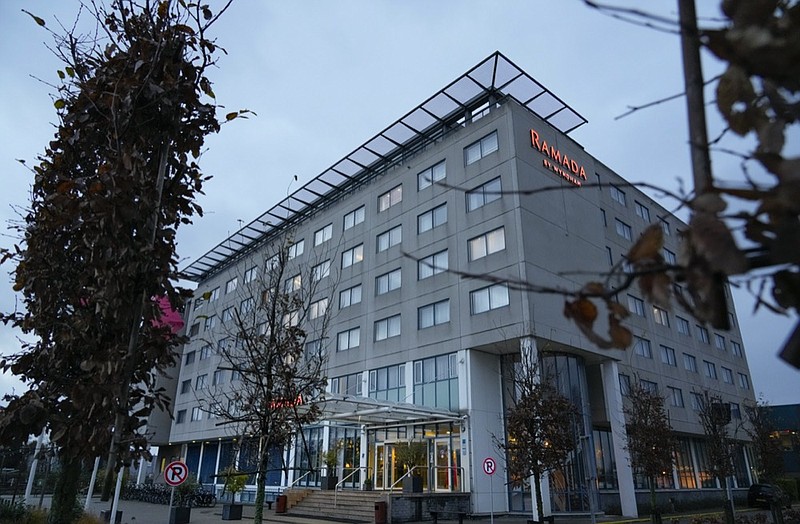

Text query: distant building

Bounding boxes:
[153,52,757,518]
[766,404,800,479]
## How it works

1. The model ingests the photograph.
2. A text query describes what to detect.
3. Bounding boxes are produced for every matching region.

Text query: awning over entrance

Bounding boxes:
[315,394,463,429]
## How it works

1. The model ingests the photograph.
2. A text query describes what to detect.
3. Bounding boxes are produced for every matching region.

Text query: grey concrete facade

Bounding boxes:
[156,54,757,518]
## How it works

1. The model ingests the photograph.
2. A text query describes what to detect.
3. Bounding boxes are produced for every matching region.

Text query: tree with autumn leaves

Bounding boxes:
[0,1,239,521]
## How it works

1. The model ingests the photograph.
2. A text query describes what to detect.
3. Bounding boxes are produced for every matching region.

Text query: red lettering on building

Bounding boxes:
[530,129,587,185]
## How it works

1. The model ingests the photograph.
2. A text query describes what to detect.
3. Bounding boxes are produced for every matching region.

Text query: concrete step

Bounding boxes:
[287,489,385,523]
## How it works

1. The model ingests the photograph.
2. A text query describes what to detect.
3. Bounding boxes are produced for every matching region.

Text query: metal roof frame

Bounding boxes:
[181,51,587,281]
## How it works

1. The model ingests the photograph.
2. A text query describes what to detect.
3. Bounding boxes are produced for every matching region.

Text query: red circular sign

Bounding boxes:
[483,457,497,476]
[164,460,189,486]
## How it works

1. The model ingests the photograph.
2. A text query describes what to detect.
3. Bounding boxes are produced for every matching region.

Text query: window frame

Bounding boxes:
[376,225,402,252]
[417,160,446,190]
[339,284,362,309]
[314,223,333,246]
[418,299,450,329]
[466,177,502,211]
[468,226,506,261]
[374,314,401,341]
[378,185,403,212]
[418,250,448,280]
[465,131,499,165]
[341,244,364,269]
[343,206,365,230]
[417,203,447,233]
[470,284,510,314]
[376,268,402,295]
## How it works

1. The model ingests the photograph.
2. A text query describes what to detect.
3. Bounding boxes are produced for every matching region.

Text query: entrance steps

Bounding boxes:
[285,489,385,523]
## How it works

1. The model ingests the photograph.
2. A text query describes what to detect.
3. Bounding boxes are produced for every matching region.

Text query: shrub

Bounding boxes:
[775,478,798,501]
[0,498,26,521]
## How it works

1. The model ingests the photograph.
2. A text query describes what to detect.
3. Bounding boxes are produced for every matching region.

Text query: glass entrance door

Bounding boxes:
[433,438,460,491]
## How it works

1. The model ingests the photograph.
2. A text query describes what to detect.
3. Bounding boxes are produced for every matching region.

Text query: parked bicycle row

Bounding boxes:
[120,482,216,507]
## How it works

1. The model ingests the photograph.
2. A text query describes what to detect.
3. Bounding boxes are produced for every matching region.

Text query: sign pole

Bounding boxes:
[489,472,494,524]
[482,457,497,524]
[163,460,188,520]
[169,485,175,511]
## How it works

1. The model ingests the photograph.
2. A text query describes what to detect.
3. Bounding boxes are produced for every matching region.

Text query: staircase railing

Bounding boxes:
[334,466,372,507]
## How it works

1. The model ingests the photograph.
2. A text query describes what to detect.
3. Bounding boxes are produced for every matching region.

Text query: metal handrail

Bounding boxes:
[287,470,313,490]
[334,466,372,507]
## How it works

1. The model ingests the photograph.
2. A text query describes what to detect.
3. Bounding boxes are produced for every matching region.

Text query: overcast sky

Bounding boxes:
[1,1,798,405]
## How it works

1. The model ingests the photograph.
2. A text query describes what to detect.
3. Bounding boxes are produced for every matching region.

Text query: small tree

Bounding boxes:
[744,399,784,483]
[697,391,736,521]
[204,239,332,524]
[624,382,677,517]
[497,353,579,524]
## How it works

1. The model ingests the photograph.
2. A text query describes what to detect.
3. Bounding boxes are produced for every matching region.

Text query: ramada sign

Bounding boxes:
[530,129,587,187]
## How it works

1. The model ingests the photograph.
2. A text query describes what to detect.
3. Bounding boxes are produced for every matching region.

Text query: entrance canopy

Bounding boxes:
[315,394,463,429]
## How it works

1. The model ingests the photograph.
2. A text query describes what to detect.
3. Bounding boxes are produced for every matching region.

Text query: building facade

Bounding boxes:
[155,53,757,517]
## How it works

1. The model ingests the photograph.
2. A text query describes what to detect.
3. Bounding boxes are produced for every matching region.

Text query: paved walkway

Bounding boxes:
[16,495,787,524]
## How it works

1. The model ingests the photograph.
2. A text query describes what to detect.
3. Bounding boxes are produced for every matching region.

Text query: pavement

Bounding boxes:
[13,495,789,524]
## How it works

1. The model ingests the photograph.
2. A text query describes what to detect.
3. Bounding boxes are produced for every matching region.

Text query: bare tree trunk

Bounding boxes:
[533,471,544,523]
[253,443,269,524]
[49,457,82,524]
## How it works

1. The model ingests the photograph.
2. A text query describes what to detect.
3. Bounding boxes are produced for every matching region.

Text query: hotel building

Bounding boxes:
[153,52,758,518]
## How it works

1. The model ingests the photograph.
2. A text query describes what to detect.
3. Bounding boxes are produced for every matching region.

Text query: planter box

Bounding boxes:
[169,507,191,524]
[222,503,243,520]
[403,475,422,493]
[321,476,338,490]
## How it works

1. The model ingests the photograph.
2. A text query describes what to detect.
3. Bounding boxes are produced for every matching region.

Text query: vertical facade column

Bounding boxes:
[600,360,637,517]
[286,433,297,487]
[359,424,368,489]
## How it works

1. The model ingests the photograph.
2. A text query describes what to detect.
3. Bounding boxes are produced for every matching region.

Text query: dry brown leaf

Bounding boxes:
[627,225,663,264]
[609,316,633,349]
[689,213,748,275]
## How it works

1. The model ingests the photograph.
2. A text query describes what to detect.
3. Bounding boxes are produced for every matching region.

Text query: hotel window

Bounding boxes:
[465,131,499,165]
[418,203,447,233]
[634,336,652,358]
[337,327,360,351]
[377,225,402,252]
[418,250,448,279]
[690,392,705,411]
[418,299,450,329]
[209,287,219,302]
[376,268,401,295]
[213,369,225,386]
[704,360,717,379]
[728,311,736,327]
[332,372,363,396]
[244,266,258,284]
[653,306,670,327]
[413,353,459,410]
[714,334,726,351]
[466,177,501,211]
[418,160,446,190]
[622,259,634,274]
[659,217,671,236]
[470,284,509,314]
[309,298,329,320]
[662,249,677,266]
[221,307,235,322]
[285,273,302,293]
[180,379,191,394]
[341,244,364,268]
[314,223,333,246]
[176,410,186,424]
[634,201,650,221]
[627,295,645,316]
[615,219,632,240]
[312,260,331,281]
[606,247,613,266]
[640,380,658,394]
[288,239,304,259]
[339,284,362,309]
[676,316,690,335]
[668,387,685,408]
[191,406,203,422]
[240,297,254,315]
[683,353,697,373]
[187,323,199,338]
[218,337,234,353]
[731,403,742,420]
[660,345,677,366]
[468,227,506,261]
[193,298,203,311]
[195,374,207,390]
[204,315,216,331]
[731,341,743,357]
[378,185,402,212]
[343,206,365,230]
[619,374,631,396]
[696,325,710,344]
[184,350,196,365]
[738,373,750,390]
[610,185,627,206]
[283,310,299,327]
[304,339,323,359]
[225,277,238,294]
[374,314,401,341]
[722,367,734,384]
[199,344,212,360]
[369,364,406,402]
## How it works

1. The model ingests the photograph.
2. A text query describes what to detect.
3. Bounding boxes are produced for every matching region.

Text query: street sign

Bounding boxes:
[482,457,496,476]
[164,461,189,487]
